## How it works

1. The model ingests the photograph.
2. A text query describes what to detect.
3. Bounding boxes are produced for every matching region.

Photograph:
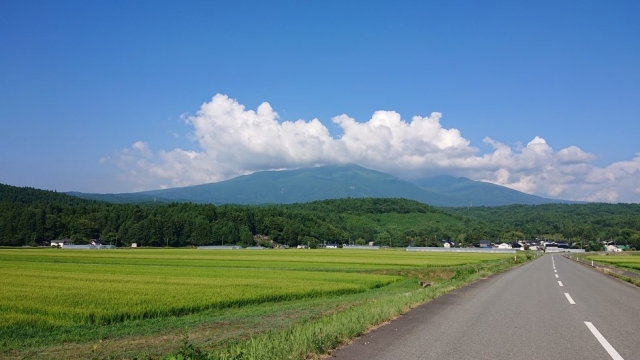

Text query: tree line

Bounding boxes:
[2,183,640,250]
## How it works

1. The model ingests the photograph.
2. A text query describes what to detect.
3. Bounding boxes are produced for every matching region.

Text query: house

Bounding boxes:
[479,240,491,248]
[50,239,70,248]
[606,244,624,252]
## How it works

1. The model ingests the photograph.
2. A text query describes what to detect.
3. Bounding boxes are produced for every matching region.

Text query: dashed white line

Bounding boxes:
[564,293,576,304]
[584,322,624,360]
[555,274,559,278]
[558,281,563,287]
[554,269,557,272]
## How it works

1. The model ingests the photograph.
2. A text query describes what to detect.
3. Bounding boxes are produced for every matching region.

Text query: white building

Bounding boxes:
[50,239,69,248]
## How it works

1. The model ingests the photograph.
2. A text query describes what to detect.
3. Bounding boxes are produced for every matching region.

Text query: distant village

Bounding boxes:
[44,236,633,253]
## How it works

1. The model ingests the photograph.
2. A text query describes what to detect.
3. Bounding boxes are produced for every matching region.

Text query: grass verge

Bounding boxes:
[171,257,527,360]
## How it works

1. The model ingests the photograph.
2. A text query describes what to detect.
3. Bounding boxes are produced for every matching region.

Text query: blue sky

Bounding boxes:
[1,1,639,202]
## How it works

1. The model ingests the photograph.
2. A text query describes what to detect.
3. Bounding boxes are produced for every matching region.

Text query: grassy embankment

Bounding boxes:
[584,252,640,286]
[0,248,529,359]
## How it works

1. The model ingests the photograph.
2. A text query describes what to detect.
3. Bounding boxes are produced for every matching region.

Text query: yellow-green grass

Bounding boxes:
[0,248,516,357]
[0,248,508,270]
[586,253,640,272]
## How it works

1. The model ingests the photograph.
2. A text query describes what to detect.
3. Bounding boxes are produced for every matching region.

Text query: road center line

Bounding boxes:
[584,322,624,360]
[564,293,575,304]
[555,274,559,278]
[558,281,563,286]
[554,269,557,272]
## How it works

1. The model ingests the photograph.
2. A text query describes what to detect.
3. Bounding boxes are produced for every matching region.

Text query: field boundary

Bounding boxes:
[194,256,532,360]
[564,254,640,287]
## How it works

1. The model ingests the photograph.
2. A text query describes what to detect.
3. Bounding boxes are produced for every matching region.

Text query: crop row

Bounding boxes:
[0,249,511,332]
[0,263,398,328]
[0,248,509,270]
[586,253,640,271]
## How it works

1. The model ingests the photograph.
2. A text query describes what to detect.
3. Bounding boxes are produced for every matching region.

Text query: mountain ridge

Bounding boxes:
[67,164,577,206]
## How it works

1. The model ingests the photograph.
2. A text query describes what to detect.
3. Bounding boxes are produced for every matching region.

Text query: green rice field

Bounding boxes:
[586,253,640,271]
[0,248,520,359]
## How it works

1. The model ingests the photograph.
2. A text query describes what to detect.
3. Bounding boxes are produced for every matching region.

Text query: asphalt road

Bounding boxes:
[332,254,640,360]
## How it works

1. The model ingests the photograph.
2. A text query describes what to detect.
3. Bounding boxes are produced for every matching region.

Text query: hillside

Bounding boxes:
[137,164,455,205]
[0,183,93,206]
[2,182,640,250]
[65,191,167,204]
[0,184,473,247]
[410,175,570,206]
[70,164,568,207]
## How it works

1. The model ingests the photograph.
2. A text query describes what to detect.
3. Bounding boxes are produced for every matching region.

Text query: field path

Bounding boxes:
[332,254,640,360]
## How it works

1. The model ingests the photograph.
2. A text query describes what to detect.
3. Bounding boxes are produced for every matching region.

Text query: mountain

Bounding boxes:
[68,164,575,206]
[137,164,455,205]
[409,175,573,206]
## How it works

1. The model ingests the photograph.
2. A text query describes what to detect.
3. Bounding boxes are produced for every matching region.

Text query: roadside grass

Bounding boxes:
[585,252,640,273]
[577,252,640,287]
[206,259,523,360]
[0,249,526,359]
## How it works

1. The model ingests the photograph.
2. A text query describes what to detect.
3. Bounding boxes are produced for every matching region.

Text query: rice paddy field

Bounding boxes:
[586,253,640,271]
[0,248,522,359]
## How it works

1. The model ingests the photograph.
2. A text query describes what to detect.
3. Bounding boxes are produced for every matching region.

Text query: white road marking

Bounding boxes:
[554,269,557,272]
[564,293,575,304]
[584,322,624,360]
[558,281,563,286]
[555,274,559,278]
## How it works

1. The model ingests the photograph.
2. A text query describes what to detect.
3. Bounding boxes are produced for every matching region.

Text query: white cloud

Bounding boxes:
[106,94,640,202]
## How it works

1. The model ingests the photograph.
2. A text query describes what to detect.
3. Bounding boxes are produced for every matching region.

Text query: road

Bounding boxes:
[332,254,640,360]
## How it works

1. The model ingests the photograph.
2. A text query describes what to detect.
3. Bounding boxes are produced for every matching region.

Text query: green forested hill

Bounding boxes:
[2,182,640,250]
[0,183,473,247]
[451,203,640,249]
[0,183,93,206]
